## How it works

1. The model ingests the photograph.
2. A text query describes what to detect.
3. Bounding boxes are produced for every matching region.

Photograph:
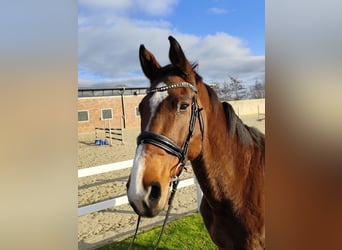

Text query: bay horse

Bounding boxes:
[127,36,265,249]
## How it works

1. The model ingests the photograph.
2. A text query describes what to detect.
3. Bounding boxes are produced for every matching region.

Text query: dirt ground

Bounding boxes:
[78,114,265,250]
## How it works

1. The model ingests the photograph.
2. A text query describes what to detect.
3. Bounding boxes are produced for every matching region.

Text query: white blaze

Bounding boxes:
[146,83,169,131]
[128,83,169,204]
[127,145,146,202]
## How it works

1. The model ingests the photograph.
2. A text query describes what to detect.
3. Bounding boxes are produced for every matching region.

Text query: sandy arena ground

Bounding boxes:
[78,114,265,250]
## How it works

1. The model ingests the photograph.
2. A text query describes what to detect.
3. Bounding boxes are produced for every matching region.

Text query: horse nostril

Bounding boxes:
[149,182,161,200]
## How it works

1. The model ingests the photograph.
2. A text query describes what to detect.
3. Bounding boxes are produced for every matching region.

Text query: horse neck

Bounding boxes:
[192,83,265,247]
[197,82,237,162]
[192,83,259,206]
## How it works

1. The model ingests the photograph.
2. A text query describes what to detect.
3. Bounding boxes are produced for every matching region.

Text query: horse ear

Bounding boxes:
[168,36,192,75]
[139,44,161,82]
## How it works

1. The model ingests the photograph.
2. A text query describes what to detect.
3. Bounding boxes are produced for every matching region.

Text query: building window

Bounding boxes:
[101,108,113,120]
[135,106,140,117]
[78,110,89,122]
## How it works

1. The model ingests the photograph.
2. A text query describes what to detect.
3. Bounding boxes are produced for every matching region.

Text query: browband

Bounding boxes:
[146,82,197,94]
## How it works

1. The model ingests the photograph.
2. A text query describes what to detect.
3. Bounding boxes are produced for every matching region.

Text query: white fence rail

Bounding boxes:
[78,160,133,178]
[78,160,202,216]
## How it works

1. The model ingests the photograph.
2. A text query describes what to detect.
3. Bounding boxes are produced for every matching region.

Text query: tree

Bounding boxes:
[227,75,247,100]
[249,80,265,99]
[217,80,231,100]
[211,76,260,101]
[211,76,247,100]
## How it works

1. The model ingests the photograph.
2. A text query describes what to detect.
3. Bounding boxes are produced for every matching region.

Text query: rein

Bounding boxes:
[128,81,204,249]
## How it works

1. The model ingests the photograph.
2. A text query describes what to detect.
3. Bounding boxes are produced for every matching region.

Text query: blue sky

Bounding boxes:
[79,0,264,87]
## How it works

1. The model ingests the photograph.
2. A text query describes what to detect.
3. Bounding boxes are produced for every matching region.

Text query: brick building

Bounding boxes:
[77,87,147,133]
[78,86,265,134]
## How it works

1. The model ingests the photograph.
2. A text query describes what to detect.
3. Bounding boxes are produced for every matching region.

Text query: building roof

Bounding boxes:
[78,86,148,97]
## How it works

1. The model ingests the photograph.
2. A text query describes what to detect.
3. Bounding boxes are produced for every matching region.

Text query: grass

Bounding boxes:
[96,213,217,250]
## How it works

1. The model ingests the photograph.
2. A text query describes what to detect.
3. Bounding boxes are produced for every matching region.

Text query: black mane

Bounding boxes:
[222,102,265,150]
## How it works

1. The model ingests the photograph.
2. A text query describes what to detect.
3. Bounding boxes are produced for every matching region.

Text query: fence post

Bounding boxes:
[109,120,112,145]
[194,177,203,212]
[121,116,125,145]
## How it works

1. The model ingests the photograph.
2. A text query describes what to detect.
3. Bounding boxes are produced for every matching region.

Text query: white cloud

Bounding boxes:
[79,0,179,16]
[78,17,173,80]
[183,33,264,83]
[78,2,264,87]
[136,0,179,16]
[80,0,132,11]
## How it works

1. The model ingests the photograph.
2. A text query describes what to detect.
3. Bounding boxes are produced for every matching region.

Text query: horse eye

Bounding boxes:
[179,103,189,111]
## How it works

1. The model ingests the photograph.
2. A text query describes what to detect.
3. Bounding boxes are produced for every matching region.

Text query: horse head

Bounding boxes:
[127,36,204,217]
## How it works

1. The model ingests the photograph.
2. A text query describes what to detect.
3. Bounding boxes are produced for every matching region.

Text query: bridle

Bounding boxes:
[138,81,203,174]
[128,81,204,249]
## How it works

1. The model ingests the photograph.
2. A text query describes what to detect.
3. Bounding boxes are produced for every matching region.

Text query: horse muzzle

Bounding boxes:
[127,181,164,218]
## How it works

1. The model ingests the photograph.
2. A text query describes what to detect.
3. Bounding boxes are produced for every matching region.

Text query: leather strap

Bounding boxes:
[137,131,184,161]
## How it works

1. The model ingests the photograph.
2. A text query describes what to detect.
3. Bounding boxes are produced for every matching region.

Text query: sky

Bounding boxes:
[78,0,264,88]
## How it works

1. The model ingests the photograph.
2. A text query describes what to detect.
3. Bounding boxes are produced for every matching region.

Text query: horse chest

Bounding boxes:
[200,196,249,249]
